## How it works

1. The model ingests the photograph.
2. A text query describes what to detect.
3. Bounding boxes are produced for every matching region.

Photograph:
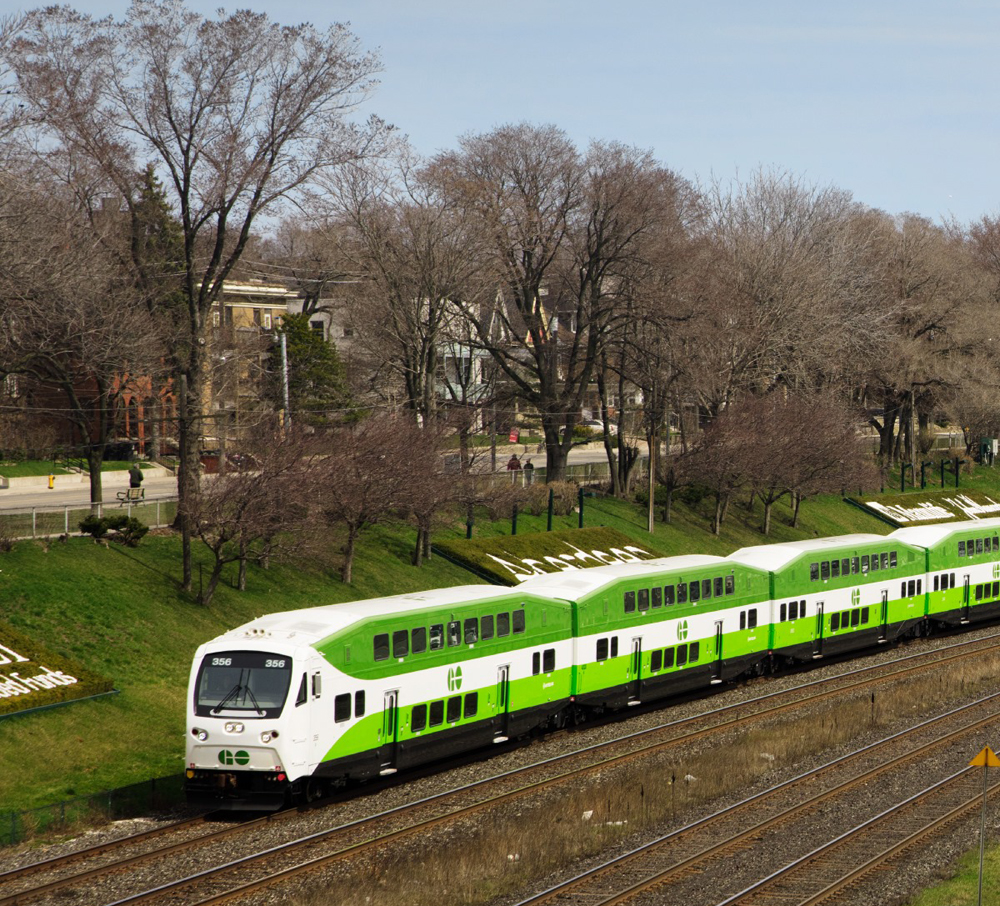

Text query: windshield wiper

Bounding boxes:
[211,682,243,714]
[243,684,265,715]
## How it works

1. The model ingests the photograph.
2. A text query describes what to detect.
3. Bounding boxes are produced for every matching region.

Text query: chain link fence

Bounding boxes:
[0,498,178,541]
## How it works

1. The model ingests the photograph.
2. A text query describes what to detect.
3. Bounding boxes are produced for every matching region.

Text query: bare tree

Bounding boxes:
[5,0,385,589]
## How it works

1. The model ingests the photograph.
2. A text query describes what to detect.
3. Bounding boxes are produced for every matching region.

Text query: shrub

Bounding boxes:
[78,514,148,547]
[523,481,579,516]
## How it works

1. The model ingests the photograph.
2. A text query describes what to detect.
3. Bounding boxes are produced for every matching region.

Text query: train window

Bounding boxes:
[862,606,869,623]
[464,692,478,718]
[890,551,898,567]
[597,638,609,661]
[664,647,675,668]
[334,693,351,723]
[788,601,796,620]
[842,558,850,575]
[638,589,650,611]
[497,613,510,636]
[447,696,462,722]
[481,615,495,640]
[611,637,619,657]
[740,611,746,630]
[374,634,390,661]
[690,641,700,661]
[532,652,541,675]
[412,627,427,654]
[987,538,993,552]
[448,621,461,646]
[355,691,365,717]
[810,563,819,581]
[714,577,724,597]
[934,575,940,592]
[870,555,879,572]
[651,650,663,672]
[832,613,840,631]
[959,541,966,557]
[689,581,700,603]
[412,704,427,732]
[296,674,307,707]
[831,560,840,578]
[677,645,688,667]
[513,610,526,633]
[861,555,870,573]
[430,624,444,650]
[624,591,636,613]
[978,539,985,554]
[725,575,735,595]
[702,579,712,599]
[664,585,675,605]
[851,557,859,574]
[677,583,688,604]
[543,648,556,672]
[429,700,444,727]
[881,553,889,570]
[821,562,830,580]
[652,587,662,608]
[950,573,956,587]
[908,580,916,597]
[994,536,999,550]
[917,579,922,594]
[976,584,984,601]
[994,581,1000,598]
[464,618,478,644]
[800,600,807,617]
[393,630,409,658]
[851,609,860,627]
[748,609,758,629]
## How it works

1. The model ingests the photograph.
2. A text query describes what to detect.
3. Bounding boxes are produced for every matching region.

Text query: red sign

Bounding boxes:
[508,428,520,443]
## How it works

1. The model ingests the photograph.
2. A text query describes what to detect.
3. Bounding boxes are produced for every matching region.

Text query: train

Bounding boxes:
[184,517,1000,810]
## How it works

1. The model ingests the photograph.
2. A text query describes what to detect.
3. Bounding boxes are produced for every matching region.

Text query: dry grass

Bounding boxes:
[290,648,1000,906]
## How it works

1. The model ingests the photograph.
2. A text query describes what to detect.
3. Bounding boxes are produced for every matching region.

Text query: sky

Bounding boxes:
[17,0,1000,225]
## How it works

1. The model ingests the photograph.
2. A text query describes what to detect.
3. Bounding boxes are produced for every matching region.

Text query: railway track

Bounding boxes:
[5,631,1000,906]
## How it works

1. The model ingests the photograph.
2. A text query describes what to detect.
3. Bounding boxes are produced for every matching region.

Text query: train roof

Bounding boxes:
[727,534,889,572]
[516,554,730,599]
[890,517,1000,549]
[206,584,529,648]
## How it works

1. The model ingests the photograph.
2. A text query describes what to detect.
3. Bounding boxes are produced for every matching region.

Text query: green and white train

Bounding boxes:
[185,517,1000,810]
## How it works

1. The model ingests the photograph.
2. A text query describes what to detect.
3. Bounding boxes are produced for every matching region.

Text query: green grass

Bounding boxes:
[906,845,1000,905]
[2,459,999,825]
[0,460,149,477]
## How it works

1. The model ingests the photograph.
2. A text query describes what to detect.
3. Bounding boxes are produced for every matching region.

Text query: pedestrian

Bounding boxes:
[128,463,144,489]
[523,457,534,485]
[507,454,521,471]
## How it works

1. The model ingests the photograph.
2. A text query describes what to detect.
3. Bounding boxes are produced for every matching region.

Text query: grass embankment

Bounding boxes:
[0,459,995,825]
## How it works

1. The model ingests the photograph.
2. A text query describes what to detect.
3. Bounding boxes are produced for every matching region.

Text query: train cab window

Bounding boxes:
[638,589,650,611]
[412,704,427,732]
[624,591,636,613]
[832,613,840,631]
[665,585,675,605]
[789,600,798,620]
[978,539,985,554]
[747,609,758,629]
[464,618,478,644]
[652,587,663,608]
[908,580,916,597]
[374,633,390,661]
[412,627,427,654]
[702,579,712,599]
[714,577,724,597]
[596,638,609,661]
[851,609,860,627]
[334,693,351,723]
[464,692,478,718]
[689,581,700,603]
[800,600,807,616]
[497,612,510,636]
[447,696,462,722]
[678,583,688,604]
[481,615,495,640]
[393,630,409,658]
[355,691,365,717]
[430,624,444,650]
[513,610,526,633]
[851,557,860,574]
[543,648,555,673]
[429,700,444,727]
[810,563,819,581]
[532,652,541,675]
[312,672,322,699]
[821,561,830,580]
[861,555,870,573]
[831,560,840,578]
[677,646,688,667]
[725,575,735,595]
[690,641,700,661]
[651,649,663,672]
[448,621,461,646]
[296,674,308,707]
[890,551,898,567]
[611,637,619,657]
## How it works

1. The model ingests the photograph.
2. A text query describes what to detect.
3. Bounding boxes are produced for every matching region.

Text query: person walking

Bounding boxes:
[128,463,144,489]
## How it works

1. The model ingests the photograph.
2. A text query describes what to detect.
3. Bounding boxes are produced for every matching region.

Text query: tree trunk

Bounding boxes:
[341,529,358,584]
[86,447,104,515]
[199,559,226,606]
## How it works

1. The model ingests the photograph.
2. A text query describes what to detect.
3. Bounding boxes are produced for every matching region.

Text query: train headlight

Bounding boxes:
[192,728,208,742]
[224,722,245,734]
[260,729,279,744]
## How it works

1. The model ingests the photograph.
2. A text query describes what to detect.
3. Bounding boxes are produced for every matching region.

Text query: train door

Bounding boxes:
[812,602,824,658]
[628,637,642,703]
[711,620,724,684]
[878,590,889,642]
[962,576,971,622]
[379,690,398,775]
[494,665,510,742]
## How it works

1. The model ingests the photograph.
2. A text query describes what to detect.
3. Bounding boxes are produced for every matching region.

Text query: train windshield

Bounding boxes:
[195,651,293,718]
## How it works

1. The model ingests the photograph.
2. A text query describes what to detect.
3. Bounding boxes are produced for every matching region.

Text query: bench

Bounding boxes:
[116,487,145,505]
